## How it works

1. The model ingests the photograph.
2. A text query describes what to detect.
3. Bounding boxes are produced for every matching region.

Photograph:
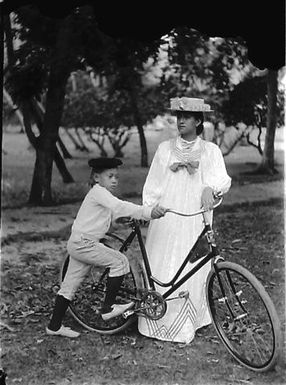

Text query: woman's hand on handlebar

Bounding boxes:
[151,204,168,219]
[201,186,215,211]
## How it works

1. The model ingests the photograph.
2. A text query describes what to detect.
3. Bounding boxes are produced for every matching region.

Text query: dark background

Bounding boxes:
[2,0,285,71]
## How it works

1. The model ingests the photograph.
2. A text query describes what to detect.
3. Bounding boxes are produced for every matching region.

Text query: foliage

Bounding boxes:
[221,75,276,127]
[98,36,167,125]
[5,6,108,105]
[219,74,284,156]
[5,60,48,104]
[161,27,250,113]
[62,66,166,157]
[5,5,282,185]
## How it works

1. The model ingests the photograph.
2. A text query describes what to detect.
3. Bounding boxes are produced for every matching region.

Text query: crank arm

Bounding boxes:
[122,304,160,319]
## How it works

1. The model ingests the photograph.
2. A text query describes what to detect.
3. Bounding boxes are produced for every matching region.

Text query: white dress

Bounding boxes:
[138,136,231,343]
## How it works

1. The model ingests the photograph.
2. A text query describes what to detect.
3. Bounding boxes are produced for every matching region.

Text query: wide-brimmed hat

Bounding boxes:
[169,97,213,112]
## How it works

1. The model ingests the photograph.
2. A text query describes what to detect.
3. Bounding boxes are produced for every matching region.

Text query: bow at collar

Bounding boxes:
[169,161,199,175]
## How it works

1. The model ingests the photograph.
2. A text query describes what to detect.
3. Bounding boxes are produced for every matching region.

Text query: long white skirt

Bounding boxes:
[138,173,212,343]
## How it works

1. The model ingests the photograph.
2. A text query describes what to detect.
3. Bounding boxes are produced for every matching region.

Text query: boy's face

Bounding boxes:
[176,111,200,137]
[96,168,119,192]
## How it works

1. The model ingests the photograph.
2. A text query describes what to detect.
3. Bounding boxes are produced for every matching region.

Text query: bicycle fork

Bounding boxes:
[214,262,248,321]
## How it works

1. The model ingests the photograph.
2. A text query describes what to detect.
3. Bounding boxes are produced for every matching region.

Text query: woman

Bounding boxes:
[138,97,231,343]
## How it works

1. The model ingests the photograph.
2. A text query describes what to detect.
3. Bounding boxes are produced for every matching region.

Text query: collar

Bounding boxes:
[176,136,200,150]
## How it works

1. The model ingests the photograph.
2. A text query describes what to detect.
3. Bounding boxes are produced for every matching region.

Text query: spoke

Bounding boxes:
[247,330,267,364]
[208,266,276,370]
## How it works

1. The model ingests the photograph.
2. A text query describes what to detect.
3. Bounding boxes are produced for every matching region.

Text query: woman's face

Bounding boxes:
[176,112,200,137]
[95,168,119,192]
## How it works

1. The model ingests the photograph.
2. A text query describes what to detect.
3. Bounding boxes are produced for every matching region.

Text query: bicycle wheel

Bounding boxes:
[60,254,142,334]
[206,261,282,372]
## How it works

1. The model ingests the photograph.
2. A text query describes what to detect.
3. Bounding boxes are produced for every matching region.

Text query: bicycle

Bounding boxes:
[60,195,282,372]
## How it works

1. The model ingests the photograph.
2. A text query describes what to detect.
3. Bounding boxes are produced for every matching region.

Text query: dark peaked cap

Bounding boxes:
[88,157,123,170]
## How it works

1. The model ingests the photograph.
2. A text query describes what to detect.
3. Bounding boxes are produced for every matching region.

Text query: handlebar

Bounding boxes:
[116,193,223,224]
[166,195,223,217]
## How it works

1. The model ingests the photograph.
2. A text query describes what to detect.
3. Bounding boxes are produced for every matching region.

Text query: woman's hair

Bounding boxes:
[192,112,204,135]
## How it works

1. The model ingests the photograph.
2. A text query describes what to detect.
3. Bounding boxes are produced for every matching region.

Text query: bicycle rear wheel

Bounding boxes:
[60,254,141,334]
[206,261,281,372]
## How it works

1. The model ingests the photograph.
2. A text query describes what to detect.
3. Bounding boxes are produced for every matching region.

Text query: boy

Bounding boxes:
[46,157,167,338]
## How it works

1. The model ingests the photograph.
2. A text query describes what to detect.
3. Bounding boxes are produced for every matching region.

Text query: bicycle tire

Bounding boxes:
[206,261,282,372]
[60,254,143,334]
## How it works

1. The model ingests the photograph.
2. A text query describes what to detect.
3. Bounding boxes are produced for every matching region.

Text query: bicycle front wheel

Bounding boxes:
[206,261,282,372]
[60,254,142,334]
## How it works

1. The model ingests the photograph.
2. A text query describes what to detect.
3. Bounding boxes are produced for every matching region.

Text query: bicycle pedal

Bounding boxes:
[178,290,189,299]
[122,310,135,319]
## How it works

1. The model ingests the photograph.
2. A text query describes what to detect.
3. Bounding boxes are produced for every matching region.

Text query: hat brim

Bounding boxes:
[168,108,214,112]
[88,157,123,169]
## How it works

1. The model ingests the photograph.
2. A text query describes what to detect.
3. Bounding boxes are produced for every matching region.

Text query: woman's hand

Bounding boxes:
[201,186,215,211]
[151,204,168,219]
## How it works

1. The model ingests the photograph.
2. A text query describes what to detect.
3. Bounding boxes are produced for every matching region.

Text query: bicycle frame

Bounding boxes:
[116,212,221,301]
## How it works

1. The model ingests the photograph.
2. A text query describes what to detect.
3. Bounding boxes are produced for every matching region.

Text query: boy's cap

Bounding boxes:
[88,157,123,170]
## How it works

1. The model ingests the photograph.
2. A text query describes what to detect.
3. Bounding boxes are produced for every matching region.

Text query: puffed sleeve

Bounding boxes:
[142,142,169,207]
[201,143,232,195]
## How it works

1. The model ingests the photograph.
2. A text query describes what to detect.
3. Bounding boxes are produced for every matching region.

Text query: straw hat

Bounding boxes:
[169,97,213,112]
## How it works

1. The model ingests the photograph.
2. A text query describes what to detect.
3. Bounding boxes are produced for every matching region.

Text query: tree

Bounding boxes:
[62,75,134,158]
[63,36,166,167]
[220,72,284,168]
[258,70,282,174]
[161,27,284,168]
[92,38,164,167]
[221,75,268,154]
[5,4,165,209]
[5,5,108,205]
[161,28,249,106]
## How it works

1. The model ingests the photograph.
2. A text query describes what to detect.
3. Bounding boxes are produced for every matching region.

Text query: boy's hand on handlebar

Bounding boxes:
[201,186,215,211]
[151,204,168,219]
[115,216,132,225]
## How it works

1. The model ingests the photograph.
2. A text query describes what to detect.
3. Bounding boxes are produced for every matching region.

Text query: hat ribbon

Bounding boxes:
[169,160,199,175]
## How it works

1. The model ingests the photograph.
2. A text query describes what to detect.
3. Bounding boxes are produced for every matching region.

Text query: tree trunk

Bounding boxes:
[136,121,148,167]
[75,128,89,152]
[129,89,148,167]
[258,70,278,174]
[114,147,124,158]
[30,73,69,205]
[57,135,73,159]
[21,102,43,204]
[3,88,25,132]
[64,127,84,150]
[29,154,43,204]
[29,18,72,205]
[31,99,73,160]
[54,144,74,182]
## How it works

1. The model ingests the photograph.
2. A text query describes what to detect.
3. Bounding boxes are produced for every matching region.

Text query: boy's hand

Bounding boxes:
[115,216,132,225]
[151,204,168,219]
[201,186,215,211]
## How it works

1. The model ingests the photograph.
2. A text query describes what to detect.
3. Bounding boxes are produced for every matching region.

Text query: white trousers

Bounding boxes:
[58,234,130,301]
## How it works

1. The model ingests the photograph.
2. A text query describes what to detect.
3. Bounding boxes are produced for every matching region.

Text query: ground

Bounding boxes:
[1,125,285,385]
